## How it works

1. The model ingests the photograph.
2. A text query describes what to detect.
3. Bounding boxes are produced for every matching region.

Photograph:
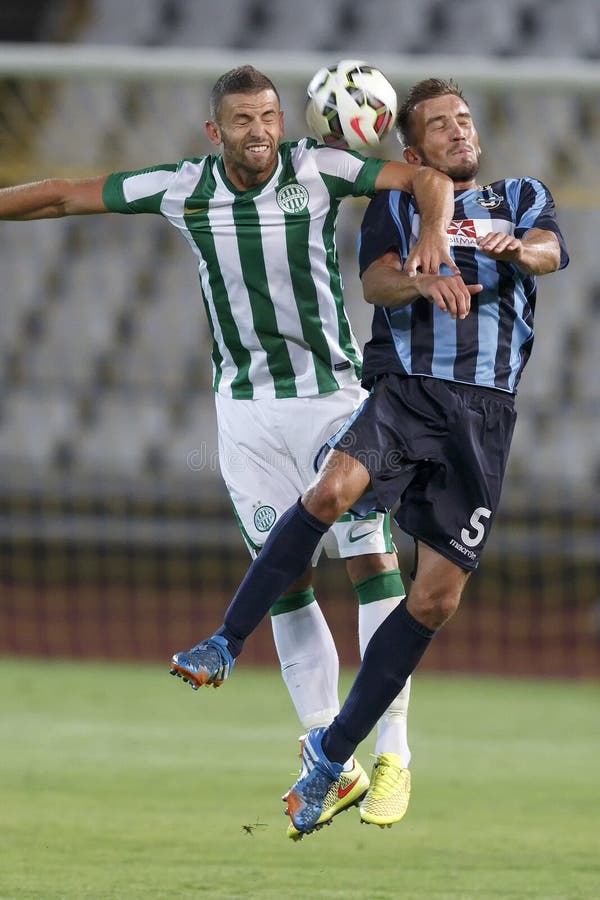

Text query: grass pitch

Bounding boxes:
[1,658,599,900]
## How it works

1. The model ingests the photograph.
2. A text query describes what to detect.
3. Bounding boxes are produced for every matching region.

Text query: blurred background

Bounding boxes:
[0,0,598,676]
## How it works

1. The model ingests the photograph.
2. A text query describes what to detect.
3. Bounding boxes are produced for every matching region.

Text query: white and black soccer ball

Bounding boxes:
[306,59,398,151]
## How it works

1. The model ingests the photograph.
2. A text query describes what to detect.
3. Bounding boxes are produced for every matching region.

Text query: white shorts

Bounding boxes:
[215,383,393,562]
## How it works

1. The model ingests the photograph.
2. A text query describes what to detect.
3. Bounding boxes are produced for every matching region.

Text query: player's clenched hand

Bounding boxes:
[419,273,483,320]
[404,229,459,276]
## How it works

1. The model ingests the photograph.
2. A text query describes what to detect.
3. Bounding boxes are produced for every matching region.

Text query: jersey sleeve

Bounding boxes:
[102,163,179,214]
[513,177,569,270]
[352,156,388,197]
[358,190,406,275]
[308,142,387,199]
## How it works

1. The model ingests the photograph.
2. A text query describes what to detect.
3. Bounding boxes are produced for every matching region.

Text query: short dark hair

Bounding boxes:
[396,78,466,147]
[209,65,280,121]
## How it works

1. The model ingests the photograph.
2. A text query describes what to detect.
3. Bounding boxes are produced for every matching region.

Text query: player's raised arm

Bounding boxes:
[374,161,458,275]
[0,176,109,221]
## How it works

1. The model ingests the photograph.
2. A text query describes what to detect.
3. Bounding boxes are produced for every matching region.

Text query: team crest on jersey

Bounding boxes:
[254,505,277,532]
[276,183,309,214]
[447,219,478,247]
[476,184,502,209]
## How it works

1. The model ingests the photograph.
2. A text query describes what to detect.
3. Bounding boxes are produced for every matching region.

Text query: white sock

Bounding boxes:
[359,596,412,766]
[271,601,340,732]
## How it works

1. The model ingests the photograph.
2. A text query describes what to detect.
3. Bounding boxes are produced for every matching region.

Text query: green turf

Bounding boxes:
[1,658,599,900]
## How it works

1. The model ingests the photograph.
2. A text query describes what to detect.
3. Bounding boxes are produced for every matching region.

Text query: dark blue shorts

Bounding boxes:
[329,374,517,571]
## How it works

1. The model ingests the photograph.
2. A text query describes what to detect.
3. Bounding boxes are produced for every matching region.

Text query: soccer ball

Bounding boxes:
[306,59,398,151]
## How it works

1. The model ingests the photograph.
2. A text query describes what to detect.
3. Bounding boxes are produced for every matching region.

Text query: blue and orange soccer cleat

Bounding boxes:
[284,727,358,837]
[169,635,234,690]
[285,748,369,840]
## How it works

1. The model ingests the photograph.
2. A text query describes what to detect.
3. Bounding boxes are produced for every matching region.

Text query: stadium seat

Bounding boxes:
[78,0,164,45]
[18,254,131,388]
[73,392,170,477]
[0,387,78,469]
[160,0,252,48]
[232,0,342,50]
[514,0,600,58]
[570,311,600,403]
[160,395,219,481]
[527,411,599,489]
[425,0,525,56]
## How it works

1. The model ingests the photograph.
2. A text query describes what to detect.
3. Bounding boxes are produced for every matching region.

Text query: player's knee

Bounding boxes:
[303,476,348,524]
[408,588,461,630]
[345,552,398,582]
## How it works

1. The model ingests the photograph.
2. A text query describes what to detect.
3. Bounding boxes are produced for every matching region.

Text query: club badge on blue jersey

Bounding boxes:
[476,185,503,209]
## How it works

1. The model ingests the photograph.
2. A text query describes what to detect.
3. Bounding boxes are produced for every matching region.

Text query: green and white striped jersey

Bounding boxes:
[103,138,386,399]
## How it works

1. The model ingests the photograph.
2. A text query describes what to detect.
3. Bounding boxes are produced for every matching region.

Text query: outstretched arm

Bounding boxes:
[374,161,457,275]
[0,176,109,220]
[476,228,561,275]
[362,250,482,320]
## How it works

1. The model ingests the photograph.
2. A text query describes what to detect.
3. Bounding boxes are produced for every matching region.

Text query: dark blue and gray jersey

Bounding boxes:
[358,178,569,394]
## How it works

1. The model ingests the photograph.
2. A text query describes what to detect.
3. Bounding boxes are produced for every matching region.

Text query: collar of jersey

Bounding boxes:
[455,183,498,201]
[216,154,283,198]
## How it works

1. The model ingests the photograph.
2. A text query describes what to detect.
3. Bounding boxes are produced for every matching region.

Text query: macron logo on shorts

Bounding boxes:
[449,538,477,560]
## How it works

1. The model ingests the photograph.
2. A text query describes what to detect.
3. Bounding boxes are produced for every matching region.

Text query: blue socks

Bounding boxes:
[322,599,436,764]
[215,499,329,658]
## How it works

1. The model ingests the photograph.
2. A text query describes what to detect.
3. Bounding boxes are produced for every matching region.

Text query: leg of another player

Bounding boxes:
[324,545,470,764]
[271,564,370,843]
[270,566,340,732]
[348,552,413,826]
[406,543,470,630]
[284,547,467,833]
[303,448,371,525]
[171,450,370,685]
[217,450,371,653]
[346,552,411,764]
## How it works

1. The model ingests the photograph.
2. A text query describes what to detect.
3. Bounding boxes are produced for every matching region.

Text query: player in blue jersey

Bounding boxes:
[171,76,568,835]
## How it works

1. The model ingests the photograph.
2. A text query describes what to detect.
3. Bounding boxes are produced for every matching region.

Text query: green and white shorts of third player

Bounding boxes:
[215,383,394,559]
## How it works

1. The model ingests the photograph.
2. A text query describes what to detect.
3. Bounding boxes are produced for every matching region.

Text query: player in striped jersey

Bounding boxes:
[168,78,569,836]
[0,66,461,831]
